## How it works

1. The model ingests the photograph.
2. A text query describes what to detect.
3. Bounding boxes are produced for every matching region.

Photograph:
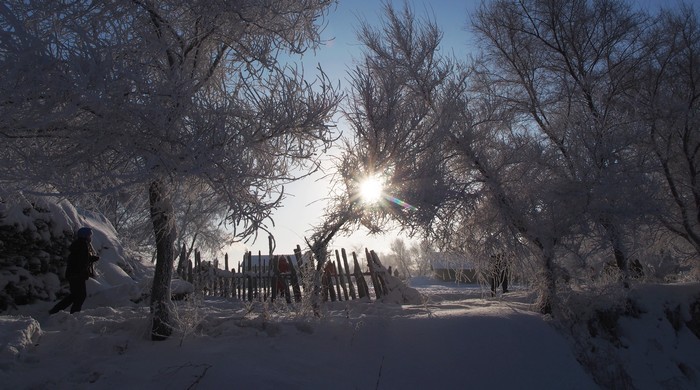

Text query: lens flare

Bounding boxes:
[359,175,384,203]
[357,174,417,211]
[384,195,417,211]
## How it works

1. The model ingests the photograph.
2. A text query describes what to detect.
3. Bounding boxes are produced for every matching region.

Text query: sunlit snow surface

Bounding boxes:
[2,276,699,389]
[0,277,600,390]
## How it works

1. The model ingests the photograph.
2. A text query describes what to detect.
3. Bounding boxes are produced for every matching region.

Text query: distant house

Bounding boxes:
[237,253,300,270]
[429,252,478,283]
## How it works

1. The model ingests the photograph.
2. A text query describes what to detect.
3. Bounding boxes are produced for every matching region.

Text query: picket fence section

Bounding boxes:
[176,245,394,303]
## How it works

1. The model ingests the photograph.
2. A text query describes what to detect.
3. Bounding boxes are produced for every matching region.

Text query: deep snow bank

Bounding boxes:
[0,194,153,311]
[0,315,41,367]
[562,282,700,389]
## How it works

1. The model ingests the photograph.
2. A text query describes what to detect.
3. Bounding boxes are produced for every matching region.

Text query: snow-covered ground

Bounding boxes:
[0,197,697,389]
[0,279,589,389]
[2,276,698,389]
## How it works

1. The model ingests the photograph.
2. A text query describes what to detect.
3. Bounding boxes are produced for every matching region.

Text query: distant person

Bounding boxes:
[49,227,100,314]
[490,254,509,296]
[275,255,292,303]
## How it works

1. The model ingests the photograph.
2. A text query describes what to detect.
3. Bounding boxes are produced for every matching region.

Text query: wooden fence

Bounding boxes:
[176,245,395,303]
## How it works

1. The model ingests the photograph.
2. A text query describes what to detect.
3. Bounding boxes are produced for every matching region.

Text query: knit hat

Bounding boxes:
[76,227,93,239]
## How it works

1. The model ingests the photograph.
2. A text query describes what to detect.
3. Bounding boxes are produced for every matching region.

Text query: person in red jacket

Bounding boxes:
[276,256,292,303]
[49,227,100,314]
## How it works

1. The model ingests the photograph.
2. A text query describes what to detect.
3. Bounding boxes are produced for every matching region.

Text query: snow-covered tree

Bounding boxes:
[408,240,434,277]
[331,3,460,229]
[389,238,412,279]
[308,3,459,286]
[333,2,566,312]
[472,0,656,285]
[334,0,680,313]
[69,180,229,263]
[0,0,340,339]
[639,5,700,266]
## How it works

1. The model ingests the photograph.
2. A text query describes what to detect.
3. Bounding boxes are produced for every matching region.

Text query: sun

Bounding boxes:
[359,175,384,204]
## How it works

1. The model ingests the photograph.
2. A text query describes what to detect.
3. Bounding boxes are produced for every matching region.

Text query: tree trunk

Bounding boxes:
[149,179,177,341]
[535,240,556,315]
[310,245,327,313]
[601,218,629,287]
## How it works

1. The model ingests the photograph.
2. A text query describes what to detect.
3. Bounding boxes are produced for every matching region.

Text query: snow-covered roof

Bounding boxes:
[237,253,301,267]
[429,252,477,270]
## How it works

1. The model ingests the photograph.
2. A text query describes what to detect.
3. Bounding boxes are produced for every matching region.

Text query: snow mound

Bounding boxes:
[380,273,424,304]
[368,252,423,304]
[0,316,41,366]
[171,279,195,296]
[617,284,700,389]
[0,193,153,311]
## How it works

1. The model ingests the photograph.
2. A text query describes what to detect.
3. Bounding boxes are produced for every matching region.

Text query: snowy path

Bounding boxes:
[2,285,598,390]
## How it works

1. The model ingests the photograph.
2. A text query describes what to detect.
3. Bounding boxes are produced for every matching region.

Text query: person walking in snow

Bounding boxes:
[49,227,100,314]
[489,253,509,296]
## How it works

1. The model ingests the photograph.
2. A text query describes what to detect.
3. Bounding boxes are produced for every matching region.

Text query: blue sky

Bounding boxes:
[225,0,678,263]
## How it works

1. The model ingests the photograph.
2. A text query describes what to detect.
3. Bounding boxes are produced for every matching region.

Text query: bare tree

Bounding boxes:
[0,0,340,339]
[335,2,573,313]
[334,3,462,229]
[409,240,434,277]
[70,180,228,263]
[640,5,700,265]
[334,0,673,314]
[390,238,412,279]
[307,2,462,289]
[473,0,654,286]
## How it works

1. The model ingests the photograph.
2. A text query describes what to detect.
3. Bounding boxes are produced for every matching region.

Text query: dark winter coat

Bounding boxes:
[64,238,99,280]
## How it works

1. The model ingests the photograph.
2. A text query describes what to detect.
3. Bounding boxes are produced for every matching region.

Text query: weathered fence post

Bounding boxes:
[341,249,356,300]
[223,253,230,298]
[257,251,263,301]
[246,251,253,302]
[237,260,242,300]
[333,261,342,301]
[177,243,187,279]
[290,250,303,302]
[195,250,202,294]
[271,255,279,302]
[353,252,370,299]
[371,250,389,296]
[365,249,382,299]
[335,250,349,301]
[187,258,193,284]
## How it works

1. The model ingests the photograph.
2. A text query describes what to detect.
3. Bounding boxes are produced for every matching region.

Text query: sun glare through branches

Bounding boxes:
[359,175,384,204]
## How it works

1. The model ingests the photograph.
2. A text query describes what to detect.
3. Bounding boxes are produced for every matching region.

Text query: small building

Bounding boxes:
[238,253,300,270]
[430,252,478,283]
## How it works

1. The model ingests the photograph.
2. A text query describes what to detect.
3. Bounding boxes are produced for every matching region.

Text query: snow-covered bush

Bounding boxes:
[0,195,74,310]
[0,194,152,311]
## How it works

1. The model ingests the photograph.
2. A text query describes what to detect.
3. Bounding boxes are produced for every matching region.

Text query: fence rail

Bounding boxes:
[176,245,394,303]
